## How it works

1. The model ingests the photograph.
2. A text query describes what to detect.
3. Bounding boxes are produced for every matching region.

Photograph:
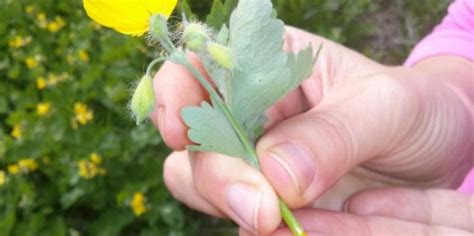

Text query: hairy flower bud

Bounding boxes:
[149,14,169,39]
[130,75,155,124]
[207,42,234,69]
[182,23,209,51]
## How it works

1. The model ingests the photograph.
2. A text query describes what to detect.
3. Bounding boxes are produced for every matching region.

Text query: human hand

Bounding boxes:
[152,26,473,234]
[261,187,473,235]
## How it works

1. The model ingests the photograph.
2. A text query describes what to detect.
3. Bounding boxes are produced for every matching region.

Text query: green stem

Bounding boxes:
[145,57,167,76]
[180,56,306,236]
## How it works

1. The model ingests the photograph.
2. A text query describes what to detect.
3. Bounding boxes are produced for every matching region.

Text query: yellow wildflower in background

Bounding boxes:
[47,16,66,33]
[36,76,47,90]
[11,124,22,139]
[89,152,102,164]
[78,49,90,62]
[73,102,94,126]
[130,192,147,216]
[8,165,19,175]
[37,12,48,28]
[18,159,38,172]
[78,153,106,179]
[0,171,6,186]
[25,55,40,69]
[47,73,59,86]
[25,5,35,14]
[83,0,177,36]
[37,102,51,116]
[8,36,32,49]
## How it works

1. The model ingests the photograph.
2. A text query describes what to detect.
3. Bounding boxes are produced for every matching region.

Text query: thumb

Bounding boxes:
[256,72,421,208]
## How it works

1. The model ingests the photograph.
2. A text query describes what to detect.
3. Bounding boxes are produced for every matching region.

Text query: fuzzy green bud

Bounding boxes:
[149,14,176,52]
[130,74,155,125]
[149,14,169,39]
[207,42,234,69]
[182,23,209,51]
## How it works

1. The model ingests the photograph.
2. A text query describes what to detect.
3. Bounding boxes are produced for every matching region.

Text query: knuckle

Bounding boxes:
[309,111,356,170]
[367,74,422,110]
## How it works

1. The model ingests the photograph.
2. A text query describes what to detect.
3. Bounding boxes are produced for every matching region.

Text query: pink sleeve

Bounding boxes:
[458,169,474,193]
[405,0,473,193]
[405,0,474,66]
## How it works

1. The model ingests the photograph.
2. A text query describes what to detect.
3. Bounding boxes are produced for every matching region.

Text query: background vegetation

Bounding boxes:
[0,0,450,235]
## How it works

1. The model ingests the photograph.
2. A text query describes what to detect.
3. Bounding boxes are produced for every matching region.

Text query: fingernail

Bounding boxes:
[266,142,316,194]
[226,183,261,233]
[157,106,167,143]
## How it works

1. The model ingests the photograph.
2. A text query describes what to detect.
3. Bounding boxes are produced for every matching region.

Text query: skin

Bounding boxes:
[151,27,474,235]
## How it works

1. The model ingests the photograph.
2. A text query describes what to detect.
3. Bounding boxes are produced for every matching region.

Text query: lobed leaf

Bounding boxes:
[181,98,246,158]
[181,0,315,161]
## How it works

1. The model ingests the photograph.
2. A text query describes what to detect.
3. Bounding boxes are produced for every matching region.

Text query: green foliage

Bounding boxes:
[181,0,314,166]
[182,98,246,157]
[0,1,199,235]
[0,0,449,235]
[206,0,238,30]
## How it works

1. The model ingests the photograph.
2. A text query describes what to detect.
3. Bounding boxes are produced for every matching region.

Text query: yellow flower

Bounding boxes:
[83,0,177,36]
[8,165,19,175]
[25,55,41,69]
[47,16,66,33]
[47,73,59,86]
[78,158,106,179]
[73,102,94,126]
[130,192,147,216]
[78,160,90,179]
[8,36,31,49]
[78,49,89,62]
[36,77,47,90]
[0,171,6,186]
[37,102,51,116]
[11,124,22,139]
[18,159,38,172]
[37,12,46,21]
[89,152,102,164]
[37,12,48,28]
[25,5,35,14]
[47,22,62,32]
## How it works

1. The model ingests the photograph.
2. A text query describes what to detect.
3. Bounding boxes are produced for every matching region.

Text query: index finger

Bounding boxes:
[151,53,208,150]
[345,188,474,232]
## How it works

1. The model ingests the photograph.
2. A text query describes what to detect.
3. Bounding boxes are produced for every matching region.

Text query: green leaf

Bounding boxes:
[60,188,85,209]
[181,98,246,158]
[89,209,134,236]
[286,45,316,91]
[181,0,315,163]
[206,0,238,30]
[225,0,314,141]
[206,0,226,29]
[180,0,197,22]
[216,24,229,45]
[224,0,238,14]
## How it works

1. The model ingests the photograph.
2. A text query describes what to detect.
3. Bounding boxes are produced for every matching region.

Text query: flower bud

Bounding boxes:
[182,23,209,51]
[149,14,169,40]
[207,42,234,69]
[130,74,155,125]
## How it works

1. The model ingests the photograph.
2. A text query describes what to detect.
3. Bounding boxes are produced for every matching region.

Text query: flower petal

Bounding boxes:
[83,0,177,36]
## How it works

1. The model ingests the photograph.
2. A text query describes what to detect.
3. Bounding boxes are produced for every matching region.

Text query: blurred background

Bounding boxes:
[0,0,450,235]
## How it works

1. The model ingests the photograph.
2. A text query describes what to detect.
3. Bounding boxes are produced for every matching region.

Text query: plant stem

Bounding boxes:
[145,57,167,76]
[180,56,307,236]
